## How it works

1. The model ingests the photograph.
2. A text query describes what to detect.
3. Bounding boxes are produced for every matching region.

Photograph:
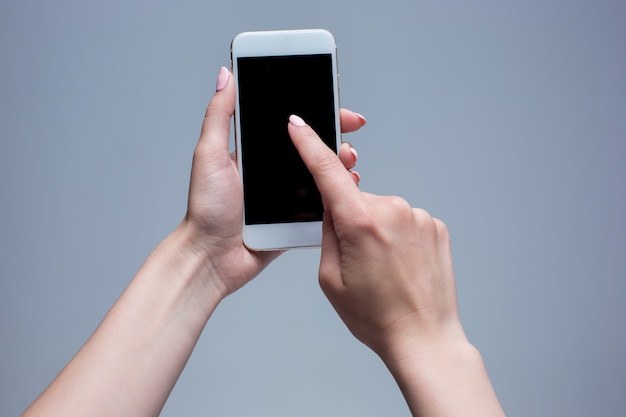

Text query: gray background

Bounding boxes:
[2,1,625,416]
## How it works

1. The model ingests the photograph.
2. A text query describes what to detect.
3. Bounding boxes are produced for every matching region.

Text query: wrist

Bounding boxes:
[145,220,230,322]
[379,323,471,370]
[379,329,505,417]
[373,313,469,363]
[383,332,479,377]
[27,222,234,417]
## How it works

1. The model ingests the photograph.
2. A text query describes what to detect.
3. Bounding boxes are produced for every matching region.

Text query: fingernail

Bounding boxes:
[351,171,361,185]
[355,112,367,126]
[289,114,306,127]
[349,146,358,161]
[215,66,229,92]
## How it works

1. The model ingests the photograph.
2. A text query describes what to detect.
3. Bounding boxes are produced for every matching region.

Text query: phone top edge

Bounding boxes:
[231,29,336,56]
[233,28,335,42]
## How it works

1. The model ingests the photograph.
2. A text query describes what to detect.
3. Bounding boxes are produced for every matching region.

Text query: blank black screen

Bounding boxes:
[237,54,337,225]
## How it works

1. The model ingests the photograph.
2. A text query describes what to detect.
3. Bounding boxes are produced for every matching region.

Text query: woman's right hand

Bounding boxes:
[287,114,465,358]
[288,114,505,417]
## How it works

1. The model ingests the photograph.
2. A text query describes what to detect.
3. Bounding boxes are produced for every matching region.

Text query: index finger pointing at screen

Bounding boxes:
[288,114,363,211]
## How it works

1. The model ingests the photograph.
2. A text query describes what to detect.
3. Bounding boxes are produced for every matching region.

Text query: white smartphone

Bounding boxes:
[231,29,341,250]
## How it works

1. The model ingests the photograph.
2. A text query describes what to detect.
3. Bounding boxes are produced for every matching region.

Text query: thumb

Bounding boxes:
[198,67,235,154]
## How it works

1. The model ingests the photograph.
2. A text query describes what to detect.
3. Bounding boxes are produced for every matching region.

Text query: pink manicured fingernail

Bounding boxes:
[349,146,358,160]
[215,66,229,92]
[355,112,367,126]
[289,114,306,127]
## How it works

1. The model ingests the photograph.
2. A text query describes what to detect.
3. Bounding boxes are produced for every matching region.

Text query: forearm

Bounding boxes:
[22,222,223,417]
[382,338,505,417]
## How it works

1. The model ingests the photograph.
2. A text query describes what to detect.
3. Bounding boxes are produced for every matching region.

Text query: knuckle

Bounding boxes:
[412,207,438,233]
[411,208,451,242]
[387,195,413,213]
[204,101,219,121]
[381,196,415,225]
[309,149,340,174]
[412,206,432,220]
[433,217,451,243]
